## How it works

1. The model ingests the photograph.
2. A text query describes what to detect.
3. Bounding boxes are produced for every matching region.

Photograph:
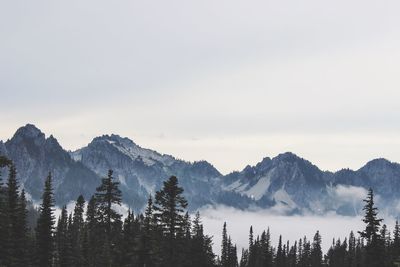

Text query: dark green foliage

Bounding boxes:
[0,155,12,167]
[95,169,122,234]
[154,175,188,266]
[310,231,323,267]
[3,162,400,267]
[95,169,123,266]
[56,205,73,266]
[221,222,229,266]
[358,188,384,267]
[35,172,56,267]
[70,195,85,267]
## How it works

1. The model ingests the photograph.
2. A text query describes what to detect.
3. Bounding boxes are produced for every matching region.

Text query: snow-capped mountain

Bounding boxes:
[71,134,223,209]
[2,124,400,216]
[222,153,329,214]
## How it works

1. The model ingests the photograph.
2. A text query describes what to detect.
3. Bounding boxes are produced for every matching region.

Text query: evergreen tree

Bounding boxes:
[221,222,229,267]
[191,212,216,267]
[348,231,356,267]
[5,164,20,266]
[16,189,30,266]
[138,195,157,267]
[154,175,188,267]
[95,169,122,235]
[83,195,99,266]
[248,226,256,267]
[310,231,322,267]
[56,205,73,267]
[71,195,85,267]
[95,169,123,266]
[358,188,383,267]
[35,173,56,267]
[121,209,138,266]
[276,235,284,267]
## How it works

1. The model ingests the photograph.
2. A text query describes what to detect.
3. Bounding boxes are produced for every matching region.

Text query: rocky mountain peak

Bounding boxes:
[11,124,45,144]
[361,158,394,170]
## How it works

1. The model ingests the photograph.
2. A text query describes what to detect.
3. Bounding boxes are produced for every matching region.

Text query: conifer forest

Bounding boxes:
[1,155,400,267]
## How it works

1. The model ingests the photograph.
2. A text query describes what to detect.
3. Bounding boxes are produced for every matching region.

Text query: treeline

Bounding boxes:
[0,156,215,267]
[225,189,400,267]
[0,155,400,267]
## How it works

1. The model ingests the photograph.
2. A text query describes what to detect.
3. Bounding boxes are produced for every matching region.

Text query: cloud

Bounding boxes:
[331,185,368,204]
[199,205,395,257]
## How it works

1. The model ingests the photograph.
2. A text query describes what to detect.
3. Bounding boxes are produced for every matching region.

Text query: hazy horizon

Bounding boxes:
[1,123,398,175]
[2,0,400,174]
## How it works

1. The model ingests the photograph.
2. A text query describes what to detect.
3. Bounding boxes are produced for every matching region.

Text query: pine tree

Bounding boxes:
[95,169,123,266]
[248,226,255,267]
[95,169,122,235]
[84,195,99,266]
[5,164,20,266]
[348,231,356,267]
[138,195,156,267]
[121,209,138,266]
[71,195,85,267]
[35,173,56,267]
[358,188,383,267]
[154,175,188,267]
[221,222,229,267]
[56,205,72,267]
[310,231,322,267]
[393,220,400,265]
[0,156,12,266]
[276,235,284,267]
[16,189,30,266]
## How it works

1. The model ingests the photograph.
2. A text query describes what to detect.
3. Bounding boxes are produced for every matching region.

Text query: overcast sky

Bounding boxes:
[1,0,400,174]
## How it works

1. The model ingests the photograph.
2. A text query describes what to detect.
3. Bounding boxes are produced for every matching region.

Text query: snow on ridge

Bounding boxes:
[108,139,175,167]
[70,151,82,162]
[243,173,273,201]
[273,188,296,209]
[224,179,243,191]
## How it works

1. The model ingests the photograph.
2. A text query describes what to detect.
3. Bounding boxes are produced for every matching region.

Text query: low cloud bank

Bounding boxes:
[200,205,395,256]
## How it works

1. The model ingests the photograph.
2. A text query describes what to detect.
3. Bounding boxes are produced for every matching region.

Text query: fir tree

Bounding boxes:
[95,169,123,266]
[221,222,229,267]
[276,235,284,267]
[71,195,85,267]
[56,205,73,267]
[95,169,122,235]
[35,173,56,267]
[310,231,322,267]
[5,164,20,266]
[84,195,99,266]
[138,195,156,267]
[348,231,356,267]
[16,189,30,266]
[358,188,383,267]
[154,175,188,267]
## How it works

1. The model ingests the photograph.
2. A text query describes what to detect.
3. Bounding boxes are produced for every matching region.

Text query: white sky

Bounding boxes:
[1,0,400,174]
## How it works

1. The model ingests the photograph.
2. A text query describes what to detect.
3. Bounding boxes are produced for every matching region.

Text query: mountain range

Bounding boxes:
[1,124,400,216]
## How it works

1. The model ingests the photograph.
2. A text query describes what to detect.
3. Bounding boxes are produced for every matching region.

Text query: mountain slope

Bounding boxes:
[2,124,400,216]
[71,134,224,210]
[2,124,99,204]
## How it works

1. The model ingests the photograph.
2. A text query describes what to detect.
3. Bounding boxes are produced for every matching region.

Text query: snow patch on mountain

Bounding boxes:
[273,188,296,209]
[243,173,273,201]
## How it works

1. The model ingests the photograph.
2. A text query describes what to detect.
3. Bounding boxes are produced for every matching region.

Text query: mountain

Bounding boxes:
[1,124,99,204]
[223,153,400,215]
[222,153,330,214]
[1,124,400,216]
[71,134,223,209]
